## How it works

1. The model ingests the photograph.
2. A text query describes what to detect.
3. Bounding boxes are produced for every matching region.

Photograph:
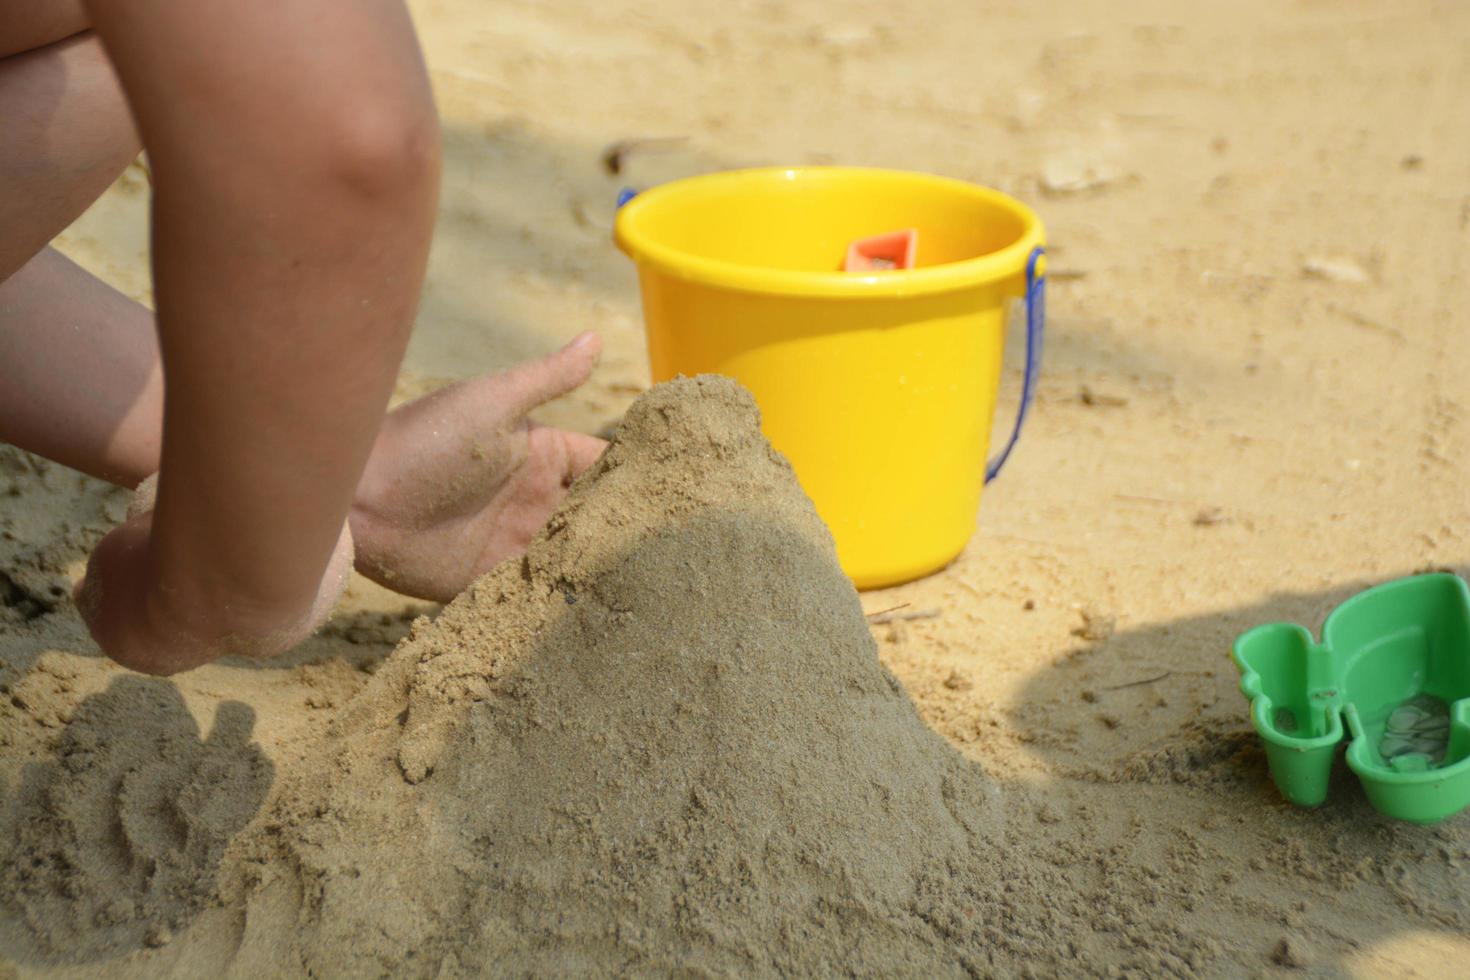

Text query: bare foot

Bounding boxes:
[77,501,354,675]
[348,332,607,602]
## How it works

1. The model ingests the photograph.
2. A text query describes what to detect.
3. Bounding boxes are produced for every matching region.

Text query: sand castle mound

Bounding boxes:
[232,376,1001,975]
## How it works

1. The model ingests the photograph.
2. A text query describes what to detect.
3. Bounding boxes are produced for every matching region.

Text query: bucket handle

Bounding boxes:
[985,246,1045,482]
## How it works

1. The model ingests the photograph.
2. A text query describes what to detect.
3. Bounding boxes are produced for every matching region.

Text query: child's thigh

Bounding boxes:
[0,1,89,60]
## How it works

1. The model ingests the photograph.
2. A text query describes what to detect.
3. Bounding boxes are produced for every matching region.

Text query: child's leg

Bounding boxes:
[0,1,88,59]
[77,0,442,673]
[0,24,139,279]
[4,2,606,671]
[0,250,162,486]
[0,16,160,485]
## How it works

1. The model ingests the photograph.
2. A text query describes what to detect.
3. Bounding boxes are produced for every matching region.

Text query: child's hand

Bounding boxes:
[348,332,607,602]
[76,333,603,671]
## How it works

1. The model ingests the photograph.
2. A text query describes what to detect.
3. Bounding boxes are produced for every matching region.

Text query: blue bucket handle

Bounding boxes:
[621,188,1043,480]
[985,245,1045,482]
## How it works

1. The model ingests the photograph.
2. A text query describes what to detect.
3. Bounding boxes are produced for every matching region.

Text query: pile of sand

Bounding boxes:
[3,378,1223,976]
[216,376,1009,975]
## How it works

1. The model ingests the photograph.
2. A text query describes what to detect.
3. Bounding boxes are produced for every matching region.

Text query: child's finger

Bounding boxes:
[562,431,607,483]
[494,331,602,420]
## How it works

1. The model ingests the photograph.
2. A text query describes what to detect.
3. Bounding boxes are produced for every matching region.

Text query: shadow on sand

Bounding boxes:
[998,565,1470,972]
[0,677,273,965]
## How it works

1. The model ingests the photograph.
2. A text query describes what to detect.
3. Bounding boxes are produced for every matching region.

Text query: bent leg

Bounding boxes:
[0,249,162,486]
[77,0,441,672]
[0,20,156,485]
[0,1,88,59]
[0,27,139,279]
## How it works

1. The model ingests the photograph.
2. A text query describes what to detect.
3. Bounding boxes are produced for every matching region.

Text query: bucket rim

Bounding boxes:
[614,166,1045,299]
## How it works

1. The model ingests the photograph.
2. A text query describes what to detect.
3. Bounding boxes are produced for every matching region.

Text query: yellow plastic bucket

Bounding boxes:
[614,167,1045,589]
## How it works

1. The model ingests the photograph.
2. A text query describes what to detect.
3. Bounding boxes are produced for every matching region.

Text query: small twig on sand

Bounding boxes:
[867,607,942,626]
[1113,493,1176,506]
[601,137,687,175]
[1079,385,1128,408]
[866,603,909,619]
[1192,506,1228,527]
[1326,303,1406,343]
[1101,671,1172,692]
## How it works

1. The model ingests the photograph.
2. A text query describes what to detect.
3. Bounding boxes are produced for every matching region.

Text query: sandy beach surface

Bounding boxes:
[4,0,1470,975]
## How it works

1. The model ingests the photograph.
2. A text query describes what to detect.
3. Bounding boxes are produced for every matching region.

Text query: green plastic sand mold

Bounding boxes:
[1232,573,1470,824]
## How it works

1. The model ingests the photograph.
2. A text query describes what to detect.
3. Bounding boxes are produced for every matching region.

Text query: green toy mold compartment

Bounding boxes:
[1233,574,1470,824]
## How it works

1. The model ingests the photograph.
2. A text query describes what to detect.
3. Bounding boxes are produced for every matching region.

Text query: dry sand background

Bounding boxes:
[4,0,1470,975]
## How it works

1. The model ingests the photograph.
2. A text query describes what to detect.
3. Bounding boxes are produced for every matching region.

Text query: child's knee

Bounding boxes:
[316,92,442,203]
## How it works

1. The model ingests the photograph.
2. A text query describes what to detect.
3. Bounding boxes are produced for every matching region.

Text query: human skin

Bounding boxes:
[0,3,606,674]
